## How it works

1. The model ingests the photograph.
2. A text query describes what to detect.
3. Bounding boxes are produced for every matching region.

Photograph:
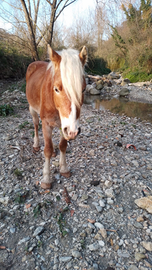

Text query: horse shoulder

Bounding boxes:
[26,61,48,81]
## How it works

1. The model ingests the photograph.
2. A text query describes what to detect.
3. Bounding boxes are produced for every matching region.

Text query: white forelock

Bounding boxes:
[60,49,84,107]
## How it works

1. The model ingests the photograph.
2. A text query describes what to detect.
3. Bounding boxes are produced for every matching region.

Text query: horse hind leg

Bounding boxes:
[29,106,40,151]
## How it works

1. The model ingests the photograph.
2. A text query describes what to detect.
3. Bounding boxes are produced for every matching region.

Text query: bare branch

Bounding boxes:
[55,0,77,21]
[46,0,53,6]
[1,0,22,11]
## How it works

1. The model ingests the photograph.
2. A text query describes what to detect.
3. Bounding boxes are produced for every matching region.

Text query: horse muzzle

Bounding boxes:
[63,127,81,140]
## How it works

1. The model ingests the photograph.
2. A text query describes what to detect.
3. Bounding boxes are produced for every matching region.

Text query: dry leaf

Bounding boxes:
[70,209,75,216]
[0,246,6,249]
[110,238,114,246]
[87,219,95,224]
[63,187,71,204]
[126,144,137,150]
[25,203,31,209]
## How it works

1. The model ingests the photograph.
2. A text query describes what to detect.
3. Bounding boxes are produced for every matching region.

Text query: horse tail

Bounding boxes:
[26,63,37,82]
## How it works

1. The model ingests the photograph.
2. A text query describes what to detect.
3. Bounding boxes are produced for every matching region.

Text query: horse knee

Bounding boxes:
[44,144,53,159]
[59,138,67,153]
[29,106,39,125]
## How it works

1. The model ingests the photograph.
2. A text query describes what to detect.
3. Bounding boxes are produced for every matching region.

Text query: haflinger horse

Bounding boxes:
[26,45,87,189]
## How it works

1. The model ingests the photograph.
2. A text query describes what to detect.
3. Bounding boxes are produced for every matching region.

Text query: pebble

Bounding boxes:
[135,252,146,261]
[94,222,104,229]
[33,227,44,237]
[88,243,100,251]
[59,257,72,263]
[142,241,152,251]
[10,227,16,234]
[1,86,152,269]
[71,250,81,258]
[18,237,30,245]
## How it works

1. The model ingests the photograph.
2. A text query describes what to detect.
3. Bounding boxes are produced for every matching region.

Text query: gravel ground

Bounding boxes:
[1,85,152,270]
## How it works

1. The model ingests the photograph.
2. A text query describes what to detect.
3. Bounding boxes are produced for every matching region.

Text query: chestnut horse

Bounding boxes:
[26,45,87,189]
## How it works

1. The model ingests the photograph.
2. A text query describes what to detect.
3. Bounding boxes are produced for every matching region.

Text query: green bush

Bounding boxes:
[86,57,111,75]
[123,69,152,82]
[0,104,14,116]
[0,44,31,79]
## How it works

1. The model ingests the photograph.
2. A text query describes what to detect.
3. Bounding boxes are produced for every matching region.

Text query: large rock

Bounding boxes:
[135,196,152,213]
[86,84,100,95]
[90,88,101,95]
[108,72,120,80]
[121,78,131,86]
[119,88,130,97]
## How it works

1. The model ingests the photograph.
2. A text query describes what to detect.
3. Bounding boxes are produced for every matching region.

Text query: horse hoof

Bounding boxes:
[41,182,52,189]
[33,146,40,152]
[60,171,71,178]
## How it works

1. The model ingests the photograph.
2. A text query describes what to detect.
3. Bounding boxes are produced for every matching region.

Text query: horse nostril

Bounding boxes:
[63,127,68,135]
[77,127,81,136]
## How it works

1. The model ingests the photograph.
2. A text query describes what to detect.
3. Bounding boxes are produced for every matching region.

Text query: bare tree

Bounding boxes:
[0,0,77,60]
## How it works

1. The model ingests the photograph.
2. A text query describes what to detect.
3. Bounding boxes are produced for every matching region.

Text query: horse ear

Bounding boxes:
[47,44,61,68]
[79,46,87,66]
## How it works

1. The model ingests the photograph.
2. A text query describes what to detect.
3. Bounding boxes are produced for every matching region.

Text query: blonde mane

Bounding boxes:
[60,49,84,108]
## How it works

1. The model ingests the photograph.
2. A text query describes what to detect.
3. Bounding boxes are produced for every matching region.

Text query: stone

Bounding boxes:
[105,188,115,198]
[99,199,105,207]
[10,227,16,233]
[96,83,103,90]
[33,226,44,237]
[90,88,101,95]
[98,240,105,247]
[18,237,30,245]
[88,243,100,251]
[59,257,72,263]
[119,88,130,96]
[99,228,107,239]
[128,266,139,270]
[94,222,104,229]
[0,196,9,205]
[135,196,152,213]
[117,250,130,258]
[72,250,81,258]
[142,241,152,251]
[135,252,146,261]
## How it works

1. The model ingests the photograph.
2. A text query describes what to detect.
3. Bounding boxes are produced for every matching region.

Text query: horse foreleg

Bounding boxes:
[59,136,71,178]
[41,120,53,189]
[29,106,40,151]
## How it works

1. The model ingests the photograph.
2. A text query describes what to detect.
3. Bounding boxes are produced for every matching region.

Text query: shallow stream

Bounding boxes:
[84,95,152,123]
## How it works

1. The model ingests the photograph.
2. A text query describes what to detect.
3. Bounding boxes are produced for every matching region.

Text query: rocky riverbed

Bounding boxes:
[1,84,152,270]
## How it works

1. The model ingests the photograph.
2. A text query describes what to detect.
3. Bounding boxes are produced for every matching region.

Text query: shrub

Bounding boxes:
[0,104,14,116]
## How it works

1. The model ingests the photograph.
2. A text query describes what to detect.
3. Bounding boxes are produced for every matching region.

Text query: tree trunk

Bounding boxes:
[47,0,57,46]
[20,0,39,60]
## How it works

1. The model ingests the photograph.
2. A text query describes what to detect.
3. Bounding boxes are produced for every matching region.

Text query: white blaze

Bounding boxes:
[60,102,79,134]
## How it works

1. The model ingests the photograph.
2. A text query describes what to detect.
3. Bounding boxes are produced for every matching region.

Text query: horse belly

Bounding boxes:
[26,80,41,114]
[26,62,47,114]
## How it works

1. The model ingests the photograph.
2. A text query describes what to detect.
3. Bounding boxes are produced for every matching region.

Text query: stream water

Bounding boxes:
[84,95,152,123]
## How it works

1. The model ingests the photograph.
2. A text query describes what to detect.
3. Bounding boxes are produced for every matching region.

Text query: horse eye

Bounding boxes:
[54,87,60,93]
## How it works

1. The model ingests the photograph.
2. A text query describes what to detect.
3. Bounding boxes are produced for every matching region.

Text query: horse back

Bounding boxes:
[26,61,48,113]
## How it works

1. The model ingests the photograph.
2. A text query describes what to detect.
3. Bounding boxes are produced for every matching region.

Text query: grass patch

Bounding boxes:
[55,207,69,237]
[20,82,26,93]
[19,121,30,129]
[14,168,23,178]
[123,69,152,83]
[0,104,14,116]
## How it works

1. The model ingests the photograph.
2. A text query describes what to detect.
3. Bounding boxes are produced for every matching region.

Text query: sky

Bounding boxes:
[59,0,96,27]
[0,0,96,31]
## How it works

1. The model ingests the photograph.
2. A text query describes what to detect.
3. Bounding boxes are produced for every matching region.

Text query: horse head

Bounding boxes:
[48,45,87,140]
